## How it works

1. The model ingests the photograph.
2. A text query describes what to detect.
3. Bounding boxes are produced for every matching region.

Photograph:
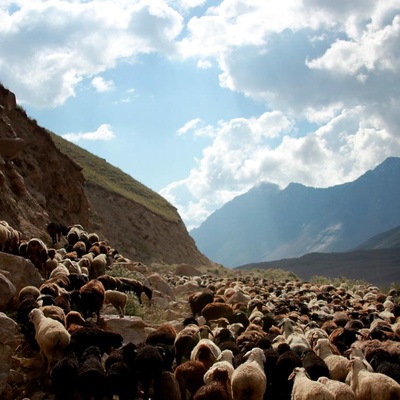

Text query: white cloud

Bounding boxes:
[62,124,116,142]
[161,106,400,229]
[0,0,183,107]
[177,118,203,136]
[91,76,114,92]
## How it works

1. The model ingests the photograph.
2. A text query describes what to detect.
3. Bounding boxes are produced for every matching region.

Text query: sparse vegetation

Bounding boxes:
[310,275,370,289]
[50,132,179,222]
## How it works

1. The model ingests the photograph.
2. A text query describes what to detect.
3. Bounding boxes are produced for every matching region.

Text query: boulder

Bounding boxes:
[0,313,23,398]
[103,315,147,345]
[145,273,175,301]
[0,253,43,297]
[0,273,16,311]
[173,280,200,296]
[175,263,202,277]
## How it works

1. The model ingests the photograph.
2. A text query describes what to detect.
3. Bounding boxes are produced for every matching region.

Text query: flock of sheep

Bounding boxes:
[2,220,400,399]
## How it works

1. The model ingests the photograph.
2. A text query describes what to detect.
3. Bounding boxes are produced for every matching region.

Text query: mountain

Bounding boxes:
[235,248,400,288]
[190,157,400,267]
[0,84,210,266]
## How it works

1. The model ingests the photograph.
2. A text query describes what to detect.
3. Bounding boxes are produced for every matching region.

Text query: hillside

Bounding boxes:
[236,248,400,288]
[0,84,210,266]
[191,157,400,267]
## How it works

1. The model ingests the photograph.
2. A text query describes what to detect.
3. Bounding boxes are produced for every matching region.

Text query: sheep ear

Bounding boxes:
[288,369,297,381]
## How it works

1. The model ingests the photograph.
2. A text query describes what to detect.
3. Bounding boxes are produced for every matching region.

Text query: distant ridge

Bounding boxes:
[191,157,400,267]
[235,248,400,288]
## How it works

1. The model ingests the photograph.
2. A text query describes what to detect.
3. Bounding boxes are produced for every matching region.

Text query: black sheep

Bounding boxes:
[69,326,123,358]
[275,343,302,400]
[105,344,139,400]
[301,348,330,381]
[135,344,165,400]
[370,348,400,384]
[50,350,79,400]
[78,346,106,400]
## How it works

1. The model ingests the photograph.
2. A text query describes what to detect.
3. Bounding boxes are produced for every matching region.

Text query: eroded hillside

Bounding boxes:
[0,84,210,266]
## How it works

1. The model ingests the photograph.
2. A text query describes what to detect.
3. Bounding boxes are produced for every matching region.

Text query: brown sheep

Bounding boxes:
[78,279,106,323]
[201,302,234,323]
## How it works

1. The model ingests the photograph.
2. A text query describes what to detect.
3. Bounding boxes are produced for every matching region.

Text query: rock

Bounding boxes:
[145,273,175,301]
[175,263,202,277]
[103,315,147,345]
[0,273,16,311]
[226,290,251,305]
[0,313,23,398]
[173,280,200,296]
[0,253,43,299]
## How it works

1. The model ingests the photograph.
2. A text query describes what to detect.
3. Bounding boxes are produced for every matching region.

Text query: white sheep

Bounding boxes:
[90,253,107,279]
[317,376,356,400]
[29,308,71,372]
[314,338,349,381]
[231,347,266,400]
[104,290,128,318]
[190,338,221,370]
[289,367,335,400]
[49,264,70,279]
[347,356,400,400]
[279,317,310,356]
[204,349,235,385]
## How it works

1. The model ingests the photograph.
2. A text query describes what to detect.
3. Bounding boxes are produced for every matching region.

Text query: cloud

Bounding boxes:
[0,0,183,107]
[91,76,114,92]
[62,124,116,142]
[177,118,203,136]
[161,106,400,229]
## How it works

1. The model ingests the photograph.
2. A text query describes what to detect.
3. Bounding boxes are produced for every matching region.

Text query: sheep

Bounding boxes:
[301,348,330,381]
[190,338,221,369]
[89,253,107,280]
[104,290,128,318]
[174,360,208,400]
[274,343,302,399]
[118,276,153,304]
[317,376,356,400]
[25,238,48,275]
[68,326,123,357]
[347,356,400,400]
[279,318,310,356]
[135,344,165,400]
[50,349,79,400]
[18,285,41,302]
[28,308,71,372]
[79,279,105,323]
[47,222,68,245]
[194,368,232,400]
[369,348,400,384]
[105,343,138,400]
[204,349,235,385]
[189,291,214,317]
[314,338,350,381]
[201,302,234,323]
[78,345,106,400]
[0,220,20,254]
[40,305,66,326]
[231,347,266,400]
[288,367,335,400]
[174,323,202,365]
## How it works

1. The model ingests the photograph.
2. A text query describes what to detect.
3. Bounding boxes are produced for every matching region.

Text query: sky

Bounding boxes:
[1,1,400,230]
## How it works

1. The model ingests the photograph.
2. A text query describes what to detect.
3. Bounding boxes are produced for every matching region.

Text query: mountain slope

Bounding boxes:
[190,157,400,267]
[0,84,210,266]
[236,248,400,288]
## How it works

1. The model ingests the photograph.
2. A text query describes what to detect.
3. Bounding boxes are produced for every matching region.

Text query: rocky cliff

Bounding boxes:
[0,84,210,266]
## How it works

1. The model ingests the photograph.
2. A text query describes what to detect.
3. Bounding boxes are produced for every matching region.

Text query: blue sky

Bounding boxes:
[1,1,400,230]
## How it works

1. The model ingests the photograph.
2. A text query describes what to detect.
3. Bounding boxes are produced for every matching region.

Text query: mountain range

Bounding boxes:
[190,157,400,268]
